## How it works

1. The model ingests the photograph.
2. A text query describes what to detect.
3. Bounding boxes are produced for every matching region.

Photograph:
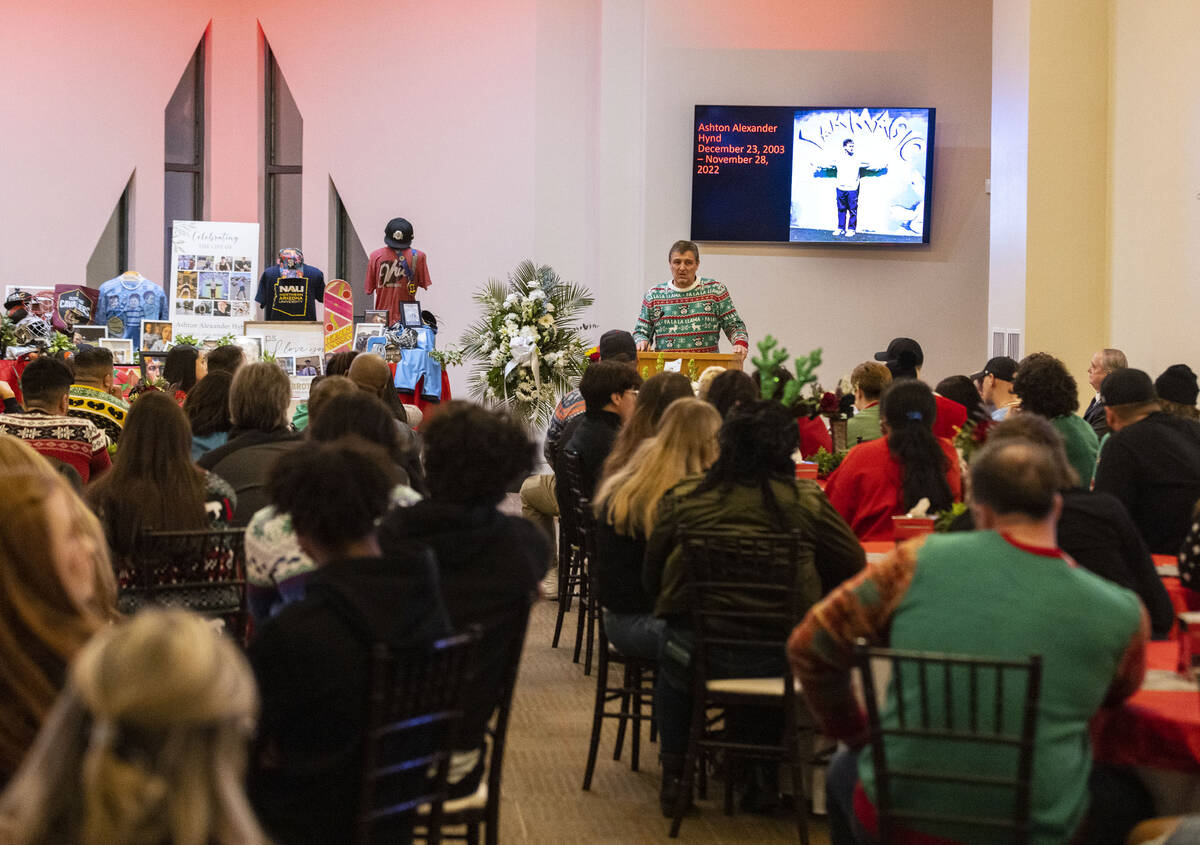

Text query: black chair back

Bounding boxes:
[118,527,248,641]
[853,640,1043,844]
[358,627,483,845]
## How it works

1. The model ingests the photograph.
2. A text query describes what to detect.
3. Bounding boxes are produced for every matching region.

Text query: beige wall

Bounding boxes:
[1023,1,1110,400]
[1108,0,1200,379]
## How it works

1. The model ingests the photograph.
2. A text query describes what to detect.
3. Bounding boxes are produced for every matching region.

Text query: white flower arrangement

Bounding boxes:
[447,260,594,426]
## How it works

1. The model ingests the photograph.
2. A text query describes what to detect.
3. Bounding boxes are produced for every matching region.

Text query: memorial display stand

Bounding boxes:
[635,350,743,380]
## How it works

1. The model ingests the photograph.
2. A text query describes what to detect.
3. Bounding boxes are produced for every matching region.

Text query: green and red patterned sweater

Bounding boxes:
[633,278,749,352]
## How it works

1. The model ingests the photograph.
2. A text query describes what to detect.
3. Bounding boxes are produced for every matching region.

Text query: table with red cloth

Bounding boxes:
[0,359,26,404]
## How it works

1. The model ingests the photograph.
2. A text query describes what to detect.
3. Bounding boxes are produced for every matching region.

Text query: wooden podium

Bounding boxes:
[636,350,743,380]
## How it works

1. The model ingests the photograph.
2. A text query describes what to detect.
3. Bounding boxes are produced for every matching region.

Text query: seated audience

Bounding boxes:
[246,388,420,624]
[379,401,547,799]
[87,391,234,558]
[1156,364,1199,420]
[695,365,726,399]
[790,438,1148,845]
[1013,351,1100,485]
[824,379,961,541]
[205,342,246,375]
[562,359,642,497]
[519,329,638,582]
[935,373,990,427]
[0,471,116,787]
[183,368,234,460]
[601,371,693,477]
[949,413,1173,638]
[1085,347,1128,438]
[644,400,864,814]
[979,355,1019,420]
[0,609,268,844]
[753,367,834,458]
[593,398,722,659]
[66,344,128,445]
[249,443,448,845]
[874,337,967,439]
[347,352,418,427]
[198,362,302,524]
[1094,368,1200,554]
[846,361,892,445]
[0,357,110,482]
[705,368,757,419]
[163,343,206,400]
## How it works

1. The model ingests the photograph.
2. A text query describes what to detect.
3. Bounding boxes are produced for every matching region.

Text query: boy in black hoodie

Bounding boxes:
[248,442,449,844]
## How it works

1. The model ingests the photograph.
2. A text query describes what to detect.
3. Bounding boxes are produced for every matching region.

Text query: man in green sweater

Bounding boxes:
[789,437,1147,845]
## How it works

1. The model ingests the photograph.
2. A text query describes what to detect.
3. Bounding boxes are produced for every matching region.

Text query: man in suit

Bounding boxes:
[1084,348,1127,438]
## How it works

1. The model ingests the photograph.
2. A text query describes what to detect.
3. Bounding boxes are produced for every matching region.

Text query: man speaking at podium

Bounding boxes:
[633,240,749,361]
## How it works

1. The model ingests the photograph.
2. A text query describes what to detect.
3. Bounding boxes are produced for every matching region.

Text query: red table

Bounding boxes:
[385,363,450,429]
[0,359,27,404]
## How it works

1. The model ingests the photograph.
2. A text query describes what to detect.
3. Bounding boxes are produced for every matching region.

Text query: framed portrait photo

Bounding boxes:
[364,309,389,325]
[401,301,422,328]
[98,338,134,364]
[353,323,384,352]
[140,352,167,384]
[71,325,107,344]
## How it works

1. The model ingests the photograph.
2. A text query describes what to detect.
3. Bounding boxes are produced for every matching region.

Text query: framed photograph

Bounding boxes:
[294,355,321,377]
[364,335,388,356]
[275,356,296,376]
[140,320,174,352]
[401,301,422,328]
[71,325,107,344]
[140,352,167,383]
[98,338,134,364]
[364,309,389,325]
[353,323,384,352]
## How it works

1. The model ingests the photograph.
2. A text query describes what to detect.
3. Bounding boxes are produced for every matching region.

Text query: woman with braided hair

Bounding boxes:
[0,608,268,844]
[824,378,961,540]
[643,399,864,815]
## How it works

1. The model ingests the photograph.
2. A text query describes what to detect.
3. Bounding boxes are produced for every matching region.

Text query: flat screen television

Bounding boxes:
[690,105,935,245]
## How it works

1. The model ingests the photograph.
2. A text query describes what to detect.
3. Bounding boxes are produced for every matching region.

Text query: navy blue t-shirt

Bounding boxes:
[255,265,326,321]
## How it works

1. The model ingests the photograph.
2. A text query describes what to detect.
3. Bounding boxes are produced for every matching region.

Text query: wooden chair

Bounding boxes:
[551,449,596,670]
[670,529,816,841]
[853,640,1043,844]
[580,507,657,790]
[117,527,249,643]
[415,597,535,845]
[358,628,483,845]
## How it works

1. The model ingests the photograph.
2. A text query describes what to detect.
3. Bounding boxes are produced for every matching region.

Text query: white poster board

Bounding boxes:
[242,321,324,400]
[168,221,259,342]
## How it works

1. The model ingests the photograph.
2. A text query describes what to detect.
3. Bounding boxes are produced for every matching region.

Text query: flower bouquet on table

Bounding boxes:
[449,260,593,427]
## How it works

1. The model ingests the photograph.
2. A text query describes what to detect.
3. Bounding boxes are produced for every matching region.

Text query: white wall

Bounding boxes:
[1,0,993,398]
[1108,0,1200,377]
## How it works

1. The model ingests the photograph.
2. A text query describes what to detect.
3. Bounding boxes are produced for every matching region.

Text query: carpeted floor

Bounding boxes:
[492,597,832,843]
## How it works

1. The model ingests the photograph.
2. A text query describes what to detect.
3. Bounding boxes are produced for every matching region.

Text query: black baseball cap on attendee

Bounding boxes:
[1155,364,1199,406]
[1102,368,1156,406]
[384,218,414,249]
[982,356,1018,383]
[875,337,923,378]
[597,329,637,363]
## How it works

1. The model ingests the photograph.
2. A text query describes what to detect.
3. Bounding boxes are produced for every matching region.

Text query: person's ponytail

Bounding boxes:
[882,381,953,513]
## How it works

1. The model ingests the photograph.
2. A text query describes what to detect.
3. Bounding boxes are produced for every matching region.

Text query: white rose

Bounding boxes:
[538,314,554,328]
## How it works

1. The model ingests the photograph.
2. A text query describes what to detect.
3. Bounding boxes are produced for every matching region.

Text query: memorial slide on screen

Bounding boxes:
[690,105,934,245]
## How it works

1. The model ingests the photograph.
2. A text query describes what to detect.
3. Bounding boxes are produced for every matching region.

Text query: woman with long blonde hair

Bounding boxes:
[592,398,722,658]
[0,609,268,845]
[0,469,117,788]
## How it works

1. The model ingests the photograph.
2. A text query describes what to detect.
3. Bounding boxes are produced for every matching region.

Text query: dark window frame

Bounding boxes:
[165,41,205,220]
[264,46,302,260]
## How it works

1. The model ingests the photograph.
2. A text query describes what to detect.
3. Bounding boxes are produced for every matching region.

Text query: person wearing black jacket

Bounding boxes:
[561,360,641,498]
[1094,368,1200,555]
[248,443,449,845]
[950,413,1174,638]
[379,401,548,800]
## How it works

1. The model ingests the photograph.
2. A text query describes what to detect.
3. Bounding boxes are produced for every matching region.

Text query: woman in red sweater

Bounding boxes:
[824,379,960,540]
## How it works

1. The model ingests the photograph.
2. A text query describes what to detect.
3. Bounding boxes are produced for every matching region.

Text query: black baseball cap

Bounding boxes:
[875,337,923,376]
[982,356,1018,382]
[1102,368,1156,406]
[597,329,637,363]
[384,217,414,249]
